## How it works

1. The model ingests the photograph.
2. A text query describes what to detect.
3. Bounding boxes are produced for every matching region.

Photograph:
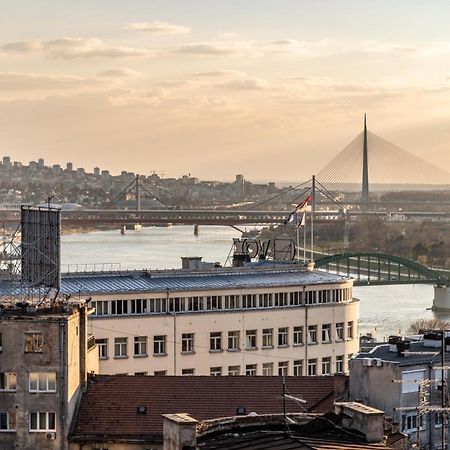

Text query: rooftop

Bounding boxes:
[70,375,347,442]
[355,340,450,367]
[0,266,349,297]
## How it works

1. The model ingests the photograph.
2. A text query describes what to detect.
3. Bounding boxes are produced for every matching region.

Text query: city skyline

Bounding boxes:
[1,1,450,180]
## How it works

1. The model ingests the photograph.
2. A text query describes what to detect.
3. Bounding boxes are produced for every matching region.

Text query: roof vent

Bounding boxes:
[137,405,147,414]
[236,406,246,416]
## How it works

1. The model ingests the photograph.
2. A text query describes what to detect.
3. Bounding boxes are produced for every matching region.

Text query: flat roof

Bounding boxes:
[59,268,348,296]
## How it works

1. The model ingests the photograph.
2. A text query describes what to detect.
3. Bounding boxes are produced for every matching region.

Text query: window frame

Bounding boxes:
[29,372,56,393]
[29,412,56,432]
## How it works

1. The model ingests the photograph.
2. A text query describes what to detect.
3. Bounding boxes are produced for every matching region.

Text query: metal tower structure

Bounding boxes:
[362,114,369,206]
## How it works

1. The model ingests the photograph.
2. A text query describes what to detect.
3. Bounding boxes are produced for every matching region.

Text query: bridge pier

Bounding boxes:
[432,285,450,311]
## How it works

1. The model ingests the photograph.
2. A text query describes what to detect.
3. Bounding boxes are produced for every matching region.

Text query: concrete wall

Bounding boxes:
[88,283,359,376]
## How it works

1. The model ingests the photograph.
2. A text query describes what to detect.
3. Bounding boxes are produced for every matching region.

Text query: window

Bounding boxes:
[242,294,257,309]
[0,412,16,431]
[245,330,257,350]
[435,413,443,428]
[224,295,238,309]
[308,325,317,344]
[278,361,289,376]
[290,291,302,306]
[336,323,344,341]
[401,412,425,433]
[347,321,354,339]
[278,327,289,347]
[169,297,185,313]
[131,299,147,314]
[210,366,222,376]
[29,412,56,432]
[305,290,317,305]
[274,292,288,307]
[321,324,331,343]
[293,360,303,376]
[262,362,274,376]
[25,333,43,353]
[245,364,257,376]
[293,326,304,345]
[307,358,317,376]
[149,298,166,313]
[262,328,273,348]
[93,300,109,316]
[0,372,16,391]
[154,335,167,355]
[111,300,128,315]
[154,370,166,376]
[228,331,240,351]
[187,297,202,311]
[206,296,222,310]
[29,372,56,392]
[182,368,195,376]
[114,337,127,358]
[321,357,331,375]
[134,336,147,357]
[336,355,344,373]
[210,332,222,351]
[182,333,194,353]
[96,338,108,359]
[228,365,240,376]
[260,293,272,308]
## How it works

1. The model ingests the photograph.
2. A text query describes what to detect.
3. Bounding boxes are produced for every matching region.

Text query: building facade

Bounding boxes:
[0,302,98,450]
[350,334,450,450]
[60,263,359,377]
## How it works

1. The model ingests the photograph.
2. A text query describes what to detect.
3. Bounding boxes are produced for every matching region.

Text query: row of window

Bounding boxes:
[96,322,354,359]
[401,411,444,433]
[0,411,55,432]
[117,355,353,377]
[0,332,44,354]
[91,288,352,316]
[0,372,56,393]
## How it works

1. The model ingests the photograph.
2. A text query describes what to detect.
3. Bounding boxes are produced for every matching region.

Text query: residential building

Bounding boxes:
[350,333,450,449]
[69,374,349,449]
[59,262,358,376]
[0,301,98,450]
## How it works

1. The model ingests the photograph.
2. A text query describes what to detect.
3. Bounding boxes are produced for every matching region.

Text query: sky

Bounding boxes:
[1,0,450,182]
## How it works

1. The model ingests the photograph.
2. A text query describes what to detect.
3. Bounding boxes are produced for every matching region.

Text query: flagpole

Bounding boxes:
[303,214,306,261]
[310,175,315,261]
[296,217,300,261]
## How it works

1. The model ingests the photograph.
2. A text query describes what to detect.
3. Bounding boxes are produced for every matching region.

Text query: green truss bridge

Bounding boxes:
[314,252,449,286]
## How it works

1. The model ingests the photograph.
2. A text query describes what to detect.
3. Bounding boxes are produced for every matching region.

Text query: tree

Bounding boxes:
[408,318,450,334]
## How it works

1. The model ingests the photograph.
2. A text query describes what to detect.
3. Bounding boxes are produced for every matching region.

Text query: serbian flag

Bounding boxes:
[284,195,312,226]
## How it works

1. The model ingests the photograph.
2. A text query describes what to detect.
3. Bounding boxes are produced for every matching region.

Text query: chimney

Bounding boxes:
[181,257,203,271]
[335,402,385,443]
[162,413,198,450]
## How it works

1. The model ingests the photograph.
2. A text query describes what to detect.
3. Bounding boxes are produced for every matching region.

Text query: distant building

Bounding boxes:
[0,301,98,450]
[37,158,45,168]
[2,156,11,167]
[66,162,73,171]
[93,167,100,176]
[350,333,450,449]
[57,263,359,377]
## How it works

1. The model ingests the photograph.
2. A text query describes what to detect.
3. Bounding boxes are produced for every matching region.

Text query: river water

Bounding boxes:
[61,225,444,340]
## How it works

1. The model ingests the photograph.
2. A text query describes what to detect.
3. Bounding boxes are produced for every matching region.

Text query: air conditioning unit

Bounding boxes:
[46,432,56,440]
[372,358,383,367]
[363,358,373,367]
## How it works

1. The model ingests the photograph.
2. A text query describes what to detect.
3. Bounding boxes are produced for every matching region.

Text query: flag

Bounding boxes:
[284,195,312,225]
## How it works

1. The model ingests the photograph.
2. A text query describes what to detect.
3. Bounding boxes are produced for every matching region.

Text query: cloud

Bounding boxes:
[125,21,191,34]
[188,70,246,78]
[216,77,271,91]
[1,38,151,59]
[362,40,450,56]
[96,68,144,78]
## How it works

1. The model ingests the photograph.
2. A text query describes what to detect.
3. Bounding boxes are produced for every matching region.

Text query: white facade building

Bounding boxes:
[60,263,359,376]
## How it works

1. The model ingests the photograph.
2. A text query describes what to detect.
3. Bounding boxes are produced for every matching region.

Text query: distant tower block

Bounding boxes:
[362,114,369,205]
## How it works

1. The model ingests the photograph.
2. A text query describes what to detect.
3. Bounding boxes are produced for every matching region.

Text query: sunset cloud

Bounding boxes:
[125,21,191,34]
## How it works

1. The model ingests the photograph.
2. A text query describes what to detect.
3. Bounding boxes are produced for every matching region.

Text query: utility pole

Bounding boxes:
[310,175,315,261]
[442,330,447,450]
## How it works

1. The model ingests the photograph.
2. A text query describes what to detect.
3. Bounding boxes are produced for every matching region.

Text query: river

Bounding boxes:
[61,225,445,340]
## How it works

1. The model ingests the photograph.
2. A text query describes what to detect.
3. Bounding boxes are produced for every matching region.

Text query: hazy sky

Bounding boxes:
[1,0,450,181]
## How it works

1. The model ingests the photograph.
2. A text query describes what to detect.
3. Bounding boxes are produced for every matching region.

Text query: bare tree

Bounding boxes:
[408,318,450,334]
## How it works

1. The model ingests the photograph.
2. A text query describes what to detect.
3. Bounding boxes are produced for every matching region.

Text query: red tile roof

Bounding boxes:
[71,375,346,440]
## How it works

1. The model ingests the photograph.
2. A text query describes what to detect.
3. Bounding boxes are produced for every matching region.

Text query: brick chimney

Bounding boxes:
[162,413,198,450]
[335,402,385,443]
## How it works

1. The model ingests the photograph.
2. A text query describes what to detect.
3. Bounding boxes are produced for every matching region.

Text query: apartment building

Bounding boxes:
[0,301,98,450]
[59,262,359,376]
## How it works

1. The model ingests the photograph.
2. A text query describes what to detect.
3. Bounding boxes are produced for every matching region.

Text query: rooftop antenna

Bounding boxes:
[362,114,369,208]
